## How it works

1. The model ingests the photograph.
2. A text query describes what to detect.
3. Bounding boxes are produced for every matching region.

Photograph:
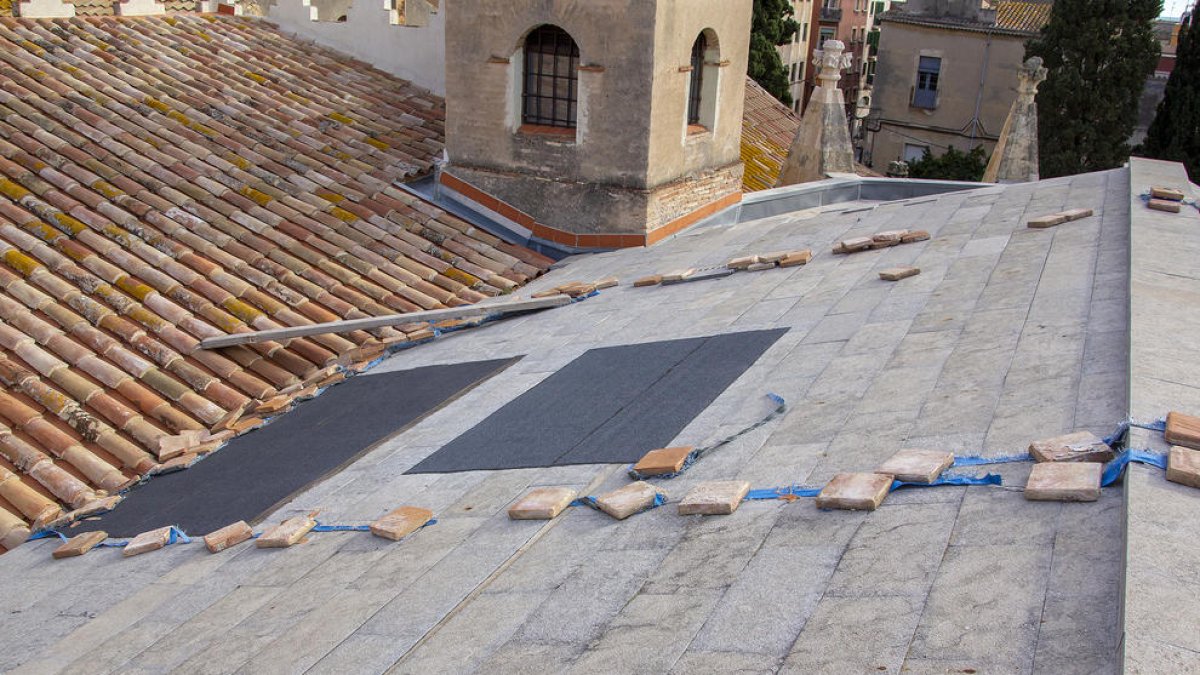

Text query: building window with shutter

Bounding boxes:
[913,55,940,109]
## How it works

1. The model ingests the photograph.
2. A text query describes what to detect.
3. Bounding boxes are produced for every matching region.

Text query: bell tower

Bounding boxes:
[442,0,752,247]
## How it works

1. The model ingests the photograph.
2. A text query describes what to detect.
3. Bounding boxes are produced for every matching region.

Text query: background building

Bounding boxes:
[778,0,814,111]
[860,0,1050,168]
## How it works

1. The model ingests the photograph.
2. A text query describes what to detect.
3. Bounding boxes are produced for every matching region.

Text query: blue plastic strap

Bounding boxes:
[1102,449,1169,487]
[312,523,373,532]
[744,486,823,500]
[27,529,68,542]
[892,473,1002,491]
[952,453,1033,467]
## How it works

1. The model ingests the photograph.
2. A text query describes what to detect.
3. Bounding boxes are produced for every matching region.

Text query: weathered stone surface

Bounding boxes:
[508,487,577,520]
[256,514,317,548]
[1151,186,1185,201]
[632,446,694,476]
[1165,411,1200,450]
[900,230,931,243]
[983,56,1047,183]
[1028,214,1068,228]
[776,40,855,185]
[203,521,253,553]
[746,262,777,272]
[52,531,107,559]
[779,250,813,267]
[727,255,761,270]
[1024,462,1101,501]
[677,480,751,515]
[661,269,695,282]
[123,527,173,557]
[1028,431,1114,463]
[876,448,954,484]
[370,506,434,541]
[1148,198,1182,213]
[1166,446,1200,489]
[815,473,892,511]
[879,267,920,281]
[633,274,662,287]
[1060,207,1094,221]
[594,481,664,520]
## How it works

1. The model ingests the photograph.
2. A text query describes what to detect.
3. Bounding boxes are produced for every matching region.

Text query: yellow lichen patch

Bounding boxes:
[163,15,177,25]
[19,41,44,55]
[47,213,88,236]
[189,122,218,137]
[314,189,344,203]
[443,267,481,287]
[209,311,245,333]
[238,186,273,206]
[333,150,353,161]
[91,180,124,199]
[243,71,268,84]
[328,112,355,125]
[2,249,43,276]
[166,110,191,125]
[114,276,155,302]
[221,297,265,324]
[125,305,169,331]
[20,220,63,243]
[224,153,252,170]
[329,206,358,223]
[365,137,390,151]
[196,30,213,42]
[102,224,134,246]
[142,97,171,114]
[0,177,33,201]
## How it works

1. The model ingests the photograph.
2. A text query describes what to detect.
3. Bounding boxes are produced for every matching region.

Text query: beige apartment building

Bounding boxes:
[861,0,1050,169]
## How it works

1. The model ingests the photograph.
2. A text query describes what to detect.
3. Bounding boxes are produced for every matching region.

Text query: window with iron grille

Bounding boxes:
[687,34,706,125]
[522,25,579,128]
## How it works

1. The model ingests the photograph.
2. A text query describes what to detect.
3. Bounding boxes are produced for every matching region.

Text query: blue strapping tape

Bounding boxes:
[1102,449,1169,487]
[745,486,823,500]
[952,453,1033,467]
[892,473,1002,491]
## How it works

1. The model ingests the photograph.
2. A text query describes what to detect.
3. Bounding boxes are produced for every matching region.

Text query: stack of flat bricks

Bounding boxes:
[833,229,929,254]
[726,249,812,272]
[1148,186,1186,213]
[1027,207,1095,228]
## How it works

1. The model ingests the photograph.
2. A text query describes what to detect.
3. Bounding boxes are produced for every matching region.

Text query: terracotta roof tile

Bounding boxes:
[0,14,550,546]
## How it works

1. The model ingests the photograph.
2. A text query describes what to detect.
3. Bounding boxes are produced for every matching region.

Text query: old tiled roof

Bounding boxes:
[0,14,550,550]
[740,78,801,191]
[882,0,1051,36]
[740,78,880,189]
[995,0,1052,33]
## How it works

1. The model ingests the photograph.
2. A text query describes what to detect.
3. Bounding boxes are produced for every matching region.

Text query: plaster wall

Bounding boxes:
[266,0,446,94]
[869,20,1024,164]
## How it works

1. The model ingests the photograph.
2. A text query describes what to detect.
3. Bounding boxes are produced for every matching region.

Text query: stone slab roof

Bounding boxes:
[0,167,1148,672]
[0,14,551,549]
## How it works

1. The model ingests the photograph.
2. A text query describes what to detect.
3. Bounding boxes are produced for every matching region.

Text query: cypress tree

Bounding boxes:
[1026,0,1162,178]
[749,0,800,106]
[1143,2,1200,180]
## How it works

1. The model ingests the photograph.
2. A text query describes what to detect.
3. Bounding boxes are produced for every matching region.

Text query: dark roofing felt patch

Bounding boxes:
[406,329,787,474]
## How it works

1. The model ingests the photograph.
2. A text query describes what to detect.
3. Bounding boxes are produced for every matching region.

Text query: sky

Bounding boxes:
[1162,0,1193,18]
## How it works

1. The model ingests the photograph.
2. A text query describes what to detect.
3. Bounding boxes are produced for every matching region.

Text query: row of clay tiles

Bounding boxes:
[740,80,800,192]
[0,15,552,547]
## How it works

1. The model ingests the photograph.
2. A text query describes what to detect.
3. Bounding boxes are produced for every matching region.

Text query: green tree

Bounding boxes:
[1142,3,1200,180]
[749,0,800,106]
[1026,0,1162,178]
[907,146,990,181]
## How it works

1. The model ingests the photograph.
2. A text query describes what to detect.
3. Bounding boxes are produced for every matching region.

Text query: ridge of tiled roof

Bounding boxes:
[0,14,551,550]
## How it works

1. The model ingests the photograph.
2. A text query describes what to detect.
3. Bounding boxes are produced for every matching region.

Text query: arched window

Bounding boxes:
[687,34,706,126]
[522,25,579,128]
